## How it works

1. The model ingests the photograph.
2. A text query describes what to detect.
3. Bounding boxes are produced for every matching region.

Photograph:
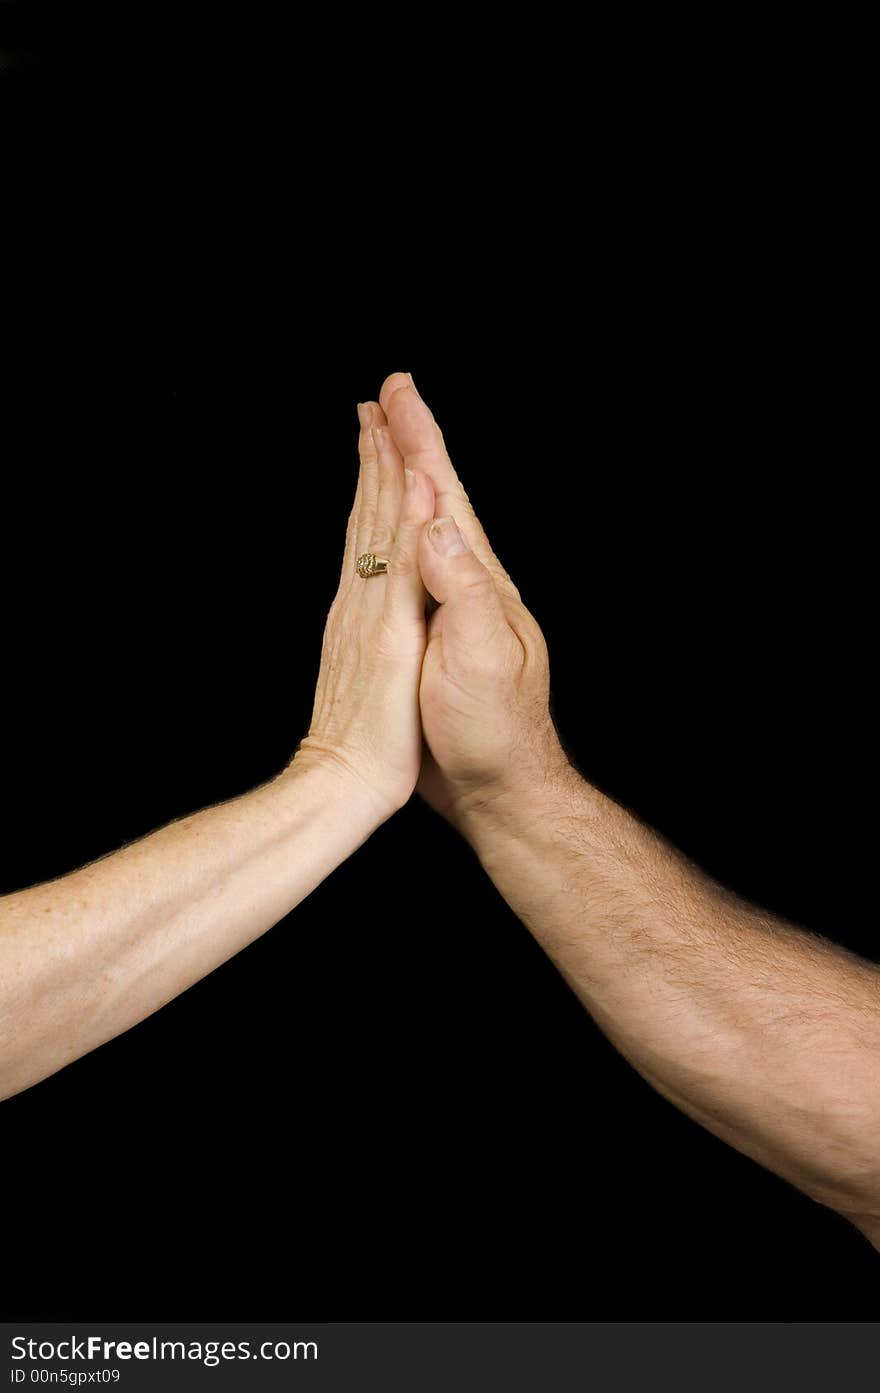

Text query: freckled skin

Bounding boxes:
[3,371,878,1257]
[0,391,433,1104]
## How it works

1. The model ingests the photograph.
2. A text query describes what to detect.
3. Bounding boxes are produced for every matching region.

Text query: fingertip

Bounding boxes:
[379,372,415,413]
[427,514,470,559]
[357,401,387,438]
[416,528,442,605]
[382,384,439,460]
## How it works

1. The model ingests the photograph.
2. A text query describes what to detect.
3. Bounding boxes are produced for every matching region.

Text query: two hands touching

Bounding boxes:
[2,372,878,1253]
[0,371,561,1107]
[298,371,566,829]
[299,379,880,1248]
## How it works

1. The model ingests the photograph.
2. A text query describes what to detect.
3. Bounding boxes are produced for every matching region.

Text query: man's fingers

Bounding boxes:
[378,373,457,493]
[379,372,519,598]
[383,468,435,633]
[418,513,507,656]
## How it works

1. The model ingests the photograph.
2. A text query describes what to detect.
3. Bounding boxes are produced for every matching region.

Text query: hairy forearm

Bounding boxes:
[457,767,880,1236]
[0,758,382,1100]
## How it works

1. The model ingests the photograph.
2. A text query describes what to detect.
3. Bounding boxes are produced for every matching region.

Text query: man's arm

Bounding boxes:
[0,396,436,1102]
[457,768,880,1243]
[378,370,880,1245]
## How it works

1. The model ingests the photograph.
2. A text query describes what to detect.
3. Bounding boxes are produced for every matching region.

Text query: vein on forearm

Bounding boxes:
[0,763,377,1100]
[465,772,880,1226]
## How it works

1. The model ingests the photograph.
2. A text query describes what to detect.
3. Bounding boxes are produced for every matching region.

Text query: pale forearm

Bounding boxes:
[0,383,430,1104]
[0,757,381,1100]
[458,768,880,1230]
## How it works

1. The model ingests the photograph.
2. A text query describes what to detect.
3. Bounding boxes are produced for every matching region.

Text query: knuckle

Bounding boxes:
[524,609,548,650]
[496,571,521,602]
[367,522,395,553]
[446,480,473,514]
[374,618,400,659]
[359,480,379,515]
[357,430,378,458]
[458,565,492,597]
[513,611,548,667]
[389,549,415,579]
[377,448,398,482]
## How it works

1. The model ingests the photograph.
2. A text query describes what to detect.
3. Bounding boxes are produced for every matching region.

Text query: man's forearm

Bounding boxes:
[456,767,880,1237]
[0,758,382,1101]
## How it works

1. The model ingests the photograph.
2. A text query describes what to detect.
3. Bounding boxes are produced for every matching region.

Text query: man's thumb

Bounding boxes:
[419,516,506,651]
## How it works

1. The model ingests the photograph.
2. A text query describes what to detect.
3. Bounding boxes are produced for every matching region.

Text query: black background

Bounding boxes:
[2,4,875,1318]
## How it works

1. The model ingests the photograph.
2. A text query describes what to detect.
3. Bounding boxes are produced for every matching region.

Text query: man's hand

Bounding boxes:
[378,373,569,822]
[385,370,880,1249]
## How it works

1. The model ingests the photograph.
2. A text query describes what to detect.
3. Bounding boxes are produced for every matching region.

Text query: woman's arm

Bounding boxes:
[0,396,435,1101]
[0,760,376,1100]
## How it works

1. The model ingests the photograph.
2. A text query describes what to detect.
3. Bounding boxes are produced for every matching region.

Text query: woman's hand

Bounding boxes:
[377,374,570,825]
[296,399,435,820]
[0,401,435,1098]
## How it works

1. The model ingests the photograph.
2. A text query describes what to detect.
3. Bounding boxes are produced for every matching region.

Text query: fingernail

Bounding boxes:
[357,401,373,428]
[404,466,416,490]
[407,372,418,395]
[429,516,469,558]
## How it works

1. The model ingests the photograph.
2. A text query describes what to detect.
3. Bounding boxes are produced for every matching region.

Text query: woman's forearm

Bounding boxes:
[0,757,382,1101]
[457,768,880,1238]
[0,386,433,1105]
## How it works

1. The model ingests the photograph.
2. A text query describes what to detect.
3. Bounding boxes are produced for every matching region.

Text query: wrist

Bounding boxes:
[447,734,582,844]
[458,762,607,890]
[283,745,403,830]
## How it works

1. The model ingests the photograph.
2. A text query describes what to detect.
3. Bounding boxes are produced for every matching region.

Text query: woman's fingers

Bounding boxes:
[350,399,383,569]
[383,468,435,634]
[364,423,405,559]
[340,401,380,587]
[378,372,519,599]
[339,476,362,589]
